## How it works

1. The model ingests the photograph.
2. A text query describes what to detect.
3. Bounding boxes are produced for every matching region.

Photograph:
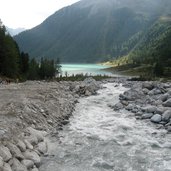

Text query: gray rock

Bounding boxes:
[163,98,171,107]
[162,110,171,122]
[23,150,41,167]
[85,90,92,96]
[24,140,33,150]
[142,82,154,90]
[21,160,34,169]
[142,88,149,94]
[26,127,44,142]
[125,104,134,111]
[7,143,24,160]
[167,126,171,132]
[26,135,38,146]
[113,102,123,110]
[156,107,165,114]
[12,158,27,171]
[151,114,162,123]
[120,89,143,101]
[159,94,168,102]
[17,140,26,152]
[142,106,157,113]
[3,163,12,171]
[0,156,3,170]
[37,142,47,154]
[31,168,39,171]
[141,113,153,119]
[0,145,12,162]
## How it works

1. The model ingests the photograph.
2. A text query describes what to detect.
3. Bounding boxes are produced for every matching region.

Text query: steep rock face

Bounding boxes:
[14,0,171,63]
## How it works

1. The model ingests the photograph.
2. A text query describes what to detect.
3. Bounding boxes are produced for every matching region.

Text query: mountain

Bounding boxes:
[14,0,171,63]
[6,27,26,36]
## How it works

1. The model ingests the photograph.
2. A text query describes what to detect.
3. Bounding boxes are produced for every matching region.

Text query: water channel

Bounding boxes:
[40,83,171,171]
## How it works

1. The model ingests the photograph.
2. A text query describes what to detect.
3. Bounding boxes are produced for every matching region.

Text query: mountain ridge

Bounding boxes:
[14,0,171,63]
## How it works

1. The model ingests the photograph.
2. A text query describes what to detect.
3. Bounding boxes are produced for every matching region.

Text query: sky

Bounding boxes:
[0,0,80,29]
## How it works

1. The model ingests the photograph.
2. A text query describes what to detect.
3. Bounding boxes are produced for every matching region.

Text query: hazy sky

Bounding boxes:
[0,0,80,29]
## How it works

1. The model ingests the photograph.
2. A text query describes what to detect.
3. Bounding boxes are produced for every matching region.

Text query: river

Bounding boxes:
[40,83,171,171]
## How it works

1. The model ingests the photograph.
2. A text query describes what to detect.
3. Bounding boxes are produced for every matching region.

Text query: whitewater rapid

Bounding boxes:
[40,83,171,171]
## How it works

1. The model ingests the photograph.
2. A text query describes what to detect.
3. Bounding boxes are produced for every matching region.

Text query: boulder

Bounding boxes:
[11,158,27,171]
[159,94,168,102]
[23,150,41,167]
[24,140,33,150]
[0,145,12,162]
[142,88,149,94]
[141,106,157,113]
[112,102,123,111]
[151,114,162,123]
[85,90,92,96]
[162,110,171,122]
[120,89,143,101]
[7,143,24,160]
[21,160,34,169]
[26,127,44,142]
[17,140,26,152]
[142,82,154,90]
[26,135,38,146]
[141,113,153,119]
[163,98,171,107]
[31,168,39,171]
[3,163,12,171]
[36,142,47,154]
[0,156,3,170]
[156,107,165,114]
[125,104,134,111]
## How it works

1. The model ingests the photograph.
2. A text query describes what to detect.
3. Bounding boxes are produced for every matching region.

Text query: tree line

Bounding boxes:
[0,20,61,81]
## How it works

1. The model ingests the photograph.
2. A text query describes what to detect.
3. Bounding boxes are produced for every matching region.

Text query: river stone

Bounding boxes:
[162,110,171,122]
[37,142,47,154]
[142,82,154,90]
[142,88,149,94]
[113,102,123,110]
[163,98,171,107]
[159,94,168,102]
[125,104,134,111]
[0,145,12,162]
[3,163,12,171]
[0,156,3,170]
[21,159,34,169]
[26,127,44,142]
[24,140,33,150]
[151,114,162,123]
[156,107,165,114]
[141,113,153,119]
[7,143,24,160]
[12,158,27,171]
[31,168,39,171]
[23,150,41,167]
[167,126,171,132]
[17,140,26,152]
[26,135,38,146]
[142,106,157,113]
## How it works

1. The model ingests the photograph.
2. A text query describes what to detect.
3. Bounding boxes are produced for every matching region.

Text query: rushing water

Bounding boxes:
[40,83,171,171]
[61,64,113,76]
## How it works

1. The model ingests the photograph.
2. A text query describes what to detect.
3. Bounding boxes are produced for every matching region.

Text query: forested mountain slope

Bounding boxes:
[14,0,171,63]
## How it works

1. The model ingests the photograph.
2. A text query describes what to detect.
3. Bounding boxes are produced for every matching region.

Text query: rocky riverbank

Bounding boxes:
[113,81,171,132]
[1,78,171,171]
[0,78,100,171]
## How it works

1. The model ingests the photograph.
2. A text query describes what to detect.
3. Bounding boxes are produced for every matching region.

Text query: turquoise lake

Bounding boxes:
[60,64,113,76]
